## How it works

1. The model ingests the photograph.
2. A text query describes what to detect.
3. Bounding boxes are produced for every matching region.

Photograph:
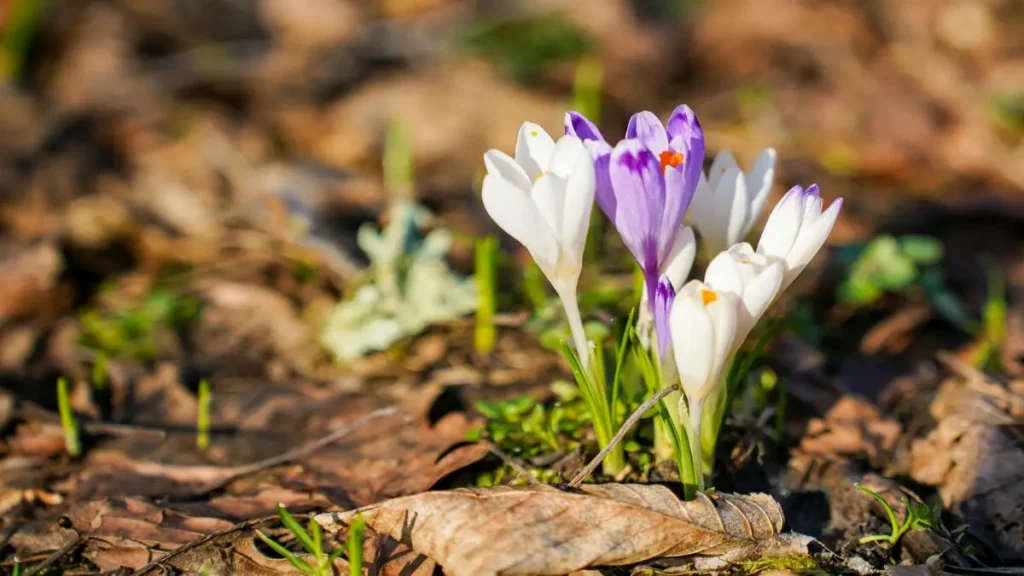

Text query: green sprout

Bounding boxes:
[196,378,211,452]
[474,235,499,355]
[347,513,365,576]
[0,0,51,81]
[838,235,944,307]
[255,505,354,576]
[561,312,635,476]
[971,264,1007,368]
[383,119,414,200]
[855,483,940,548]
[461,15,593,83]
[570,56,603,121]
[56,378,80,457]
[91,351,109,390]
[79,289,201,360]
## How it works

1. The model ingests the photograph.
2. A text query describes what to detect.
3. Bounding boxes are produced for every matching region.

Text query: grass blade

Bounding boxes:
[256,529,314,574]
[348,514,365,576]
[56,378,80,457]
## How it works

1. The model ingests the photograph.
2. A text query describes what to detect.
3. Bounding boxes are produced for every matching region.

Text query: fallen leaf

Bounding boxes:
[799,396,901,464]
[315,485,811,576]
[909,377,1024,560]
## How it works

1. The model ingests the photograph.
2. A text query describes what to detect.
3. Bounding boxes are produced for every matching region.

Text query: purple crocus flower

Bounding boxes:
[615,107,705,306]
[653,275,676,361]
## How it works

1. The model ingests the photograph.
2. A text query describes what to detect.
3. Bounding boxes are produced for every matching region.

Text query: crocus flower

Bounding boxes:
[704,242,784,350]
[688,148,777,256]
[635,226,696,349]
[652,275,676,361]
[481,122,596,363]
[669,280,738,484]
[756,184,843,289]
[669,281,738,405]
[604,106,705,307]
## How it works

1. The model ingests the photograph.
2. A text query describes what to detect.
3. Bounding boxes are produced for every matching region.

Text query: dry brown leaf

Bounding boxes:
[909,377,1024,560]
[315,485,811,576]
[799,396,901,464]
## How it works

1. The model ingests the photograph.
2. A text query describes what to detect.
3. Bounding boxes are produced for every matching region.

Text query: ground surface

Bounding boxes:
[0,0,1023,574]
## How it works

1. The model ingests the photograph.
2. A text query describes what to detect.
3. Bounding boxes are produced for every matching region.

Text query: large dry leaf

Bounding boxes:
[315,484,811,576]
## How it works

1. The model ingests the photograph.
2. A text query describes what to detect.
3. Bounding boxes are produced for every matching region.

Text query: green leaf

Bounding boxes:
[474,400,505,420]
[899,235,944,264]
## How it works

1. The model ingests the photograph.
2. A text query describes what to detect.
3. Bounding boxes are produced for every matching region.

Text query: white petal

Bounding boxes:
[546,135,587,177]
[705,291,738,392]
[481,174,559,275]
[756,186,804,261]
[784,197,842,284]
[484,149,531,192]
[671,291,715,401]
[734,260,783,348]
[662,226,696,290]
[530,172,564,239]
[559,139,596,265]
[515,122,555,179]
[707,149,739,192]
[704,249,744,296]
[712,167,749,253]
[743,148,776,234]
[687,172,715,227]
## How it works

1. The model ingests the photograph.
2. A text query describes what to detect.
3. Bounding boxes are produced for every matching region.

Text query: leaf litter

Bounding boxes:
[1,0,1024,574]
[316,485,812,576]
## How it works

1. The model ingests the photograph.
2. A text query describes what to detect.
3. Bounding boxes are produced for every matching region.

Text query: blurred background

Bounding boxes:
[0,0,1022,390]
[1,0,1024,569]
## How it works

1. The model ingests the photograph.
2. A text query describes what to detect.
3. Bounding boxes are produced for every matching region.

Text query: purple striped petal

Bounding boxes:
[658,163,696,262]
[654,275,676,360]
[586,139,615,222]
[626,111,668,154]
[609,139,663,298]
[565,111,605,142]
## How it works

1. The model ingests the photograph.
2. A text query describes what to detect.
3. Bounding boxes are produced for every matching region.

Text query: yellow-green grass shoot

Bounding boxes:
[56,377,80,457]
[474,235,499,355]
[196,378,211,451]
[348,513,365,576]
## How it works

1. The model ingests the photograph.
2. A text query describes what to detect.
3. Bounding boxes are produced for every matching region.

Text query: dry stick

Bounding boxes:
[197,406,404,495]
[24,528,81,576]
[484,440,541,486]
[567,384,680,489]
[130,514,279,576]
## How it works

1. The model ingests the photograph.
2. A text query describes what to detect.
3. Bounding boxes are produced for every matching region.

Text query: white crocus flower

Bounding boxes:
[636,226,697,348]
[704,242,784,351]
[482,122,596,365]
[689,148,777,256]
[756,184,843,290]
[669,280,738,484]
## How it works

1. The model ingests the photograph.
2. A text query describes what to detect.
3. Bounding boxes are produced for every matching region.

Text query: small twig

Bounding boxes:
[484,441,541,486]
[197,407,404,494]
[568,384,679,488]
[24,527,80,576]
[130,515,279,576]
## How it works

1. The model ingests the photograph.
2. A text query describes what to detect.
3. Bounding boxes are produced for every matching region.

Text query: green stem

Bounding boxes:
[560,289,590,371]
[687,399,705,493]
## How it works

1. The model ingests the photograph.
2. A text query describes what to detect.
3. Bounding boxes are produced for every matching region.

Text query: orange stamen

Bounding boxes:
[700,289,717,306]
[659,150,685,174]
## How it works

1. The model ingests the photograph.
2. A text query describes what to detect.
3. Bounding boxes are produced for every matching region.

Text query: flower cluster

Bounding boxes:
[481,106,842,493]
